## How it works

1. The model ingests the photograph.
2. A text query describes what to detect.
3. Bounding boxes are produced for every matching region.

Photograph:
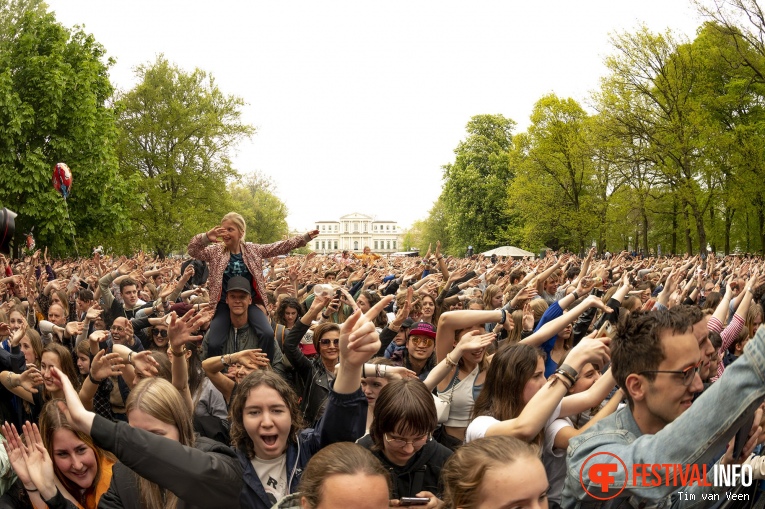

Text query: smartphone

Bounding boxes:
[733,414,755,459]
[399,498,430,506]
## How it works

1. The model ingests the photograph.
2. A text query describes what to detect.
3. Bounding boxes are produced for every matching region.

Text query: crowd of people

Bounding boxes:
[0,210,764,508]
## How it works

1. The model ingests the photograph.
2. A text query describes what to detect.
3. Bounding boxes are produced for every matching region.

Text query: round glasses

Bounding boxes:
[639,359,702,386]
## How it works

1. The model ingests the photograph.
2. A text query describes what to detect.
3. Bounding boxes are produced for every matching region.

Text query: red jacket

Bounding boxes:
[187,233,309,306]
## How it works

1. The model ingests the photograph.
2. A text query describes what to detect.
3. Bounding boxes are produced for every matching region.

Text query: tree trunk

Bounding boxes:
[683,207,693,255]
[724,207,735,255]
[671,198,678,255]
[642,213,649,256]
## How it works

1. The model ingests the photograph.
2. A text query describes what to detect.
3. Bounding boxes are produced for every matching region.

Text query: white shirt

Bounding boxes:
[251,453,288,504]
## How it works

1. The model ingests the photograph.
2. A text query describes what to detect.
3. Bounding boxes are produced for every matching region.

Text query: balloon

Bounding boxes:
[52,162,73,199]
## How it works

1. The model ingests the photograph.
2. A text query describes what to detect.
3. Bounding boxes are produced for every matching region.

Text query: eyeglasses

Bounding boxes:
[639,359,702,386]
[320,338,340,346]
[384,433,430,448]
[110,325,126,332]
[153,329,168,338]
[410,337,434,347]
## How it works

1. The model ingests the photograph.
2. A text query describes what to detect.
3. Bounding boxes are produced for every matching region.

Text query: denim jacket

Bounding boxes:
[561,325,765,508]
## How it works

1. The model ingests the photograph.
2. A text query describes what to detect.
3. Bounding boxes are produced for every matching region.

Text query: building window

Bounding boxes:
[374,241,378,250]
[354,241,359,250]
[393,241,397,249]
[321,241,325,250]
[334,241,338,249]
[374,225,377,230]
[315,242,319,250]
[387,240,391,250]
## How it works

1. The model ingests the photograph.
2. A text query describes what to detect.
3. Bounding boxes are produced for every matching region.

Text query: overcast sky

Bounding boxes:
[47,1,703,232]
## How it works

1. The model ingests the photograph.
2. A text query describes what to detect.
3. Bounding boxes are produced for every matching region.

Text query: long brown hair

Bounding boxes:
[472,343,543,422]
[39,401,116,507]
[42,343,81,400]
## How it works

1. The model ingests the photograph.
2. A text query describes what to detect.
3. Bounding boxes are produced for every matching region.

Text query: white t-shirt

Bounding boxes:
[465,401,562,443]
[251,454,288,504]
[543,416,574,505]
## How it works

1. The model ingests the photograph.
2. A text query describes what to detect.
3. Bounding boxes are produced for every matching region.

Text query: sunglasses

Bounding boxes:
[410,336,434,347]
[320,338,340,346]
[153,329,168,338]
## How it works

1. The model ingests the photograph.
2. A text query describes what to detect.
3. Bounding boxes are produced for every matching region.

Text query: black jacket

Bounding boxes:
[283,320,331,426]
[91,414,242,509]
[357,435,452,499]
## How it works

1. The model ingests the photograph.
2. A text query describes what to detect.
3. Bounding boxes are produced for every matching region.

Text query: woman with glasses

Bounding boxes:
[147,323,169,351]
[283,295,344,425]
[358,378,452,508]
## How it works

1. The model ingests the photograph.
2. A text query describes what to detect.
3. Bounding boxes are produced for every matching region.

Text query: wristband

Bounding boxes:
[557,363,579,382]
[170,348,185,357]
[498,308,507,325]
[572,290,579,300]
[88,372,103,385]
[220,354,229,367]
[321,311,330,319]
[127,352,134,366]
[444,353,458,368]
[552,372,572,390]
[24,486,38,492]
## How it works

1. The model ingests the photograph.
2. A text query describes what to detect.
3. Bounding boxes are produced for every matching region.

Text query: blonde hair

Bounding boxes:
[441,436,540,509]
[222,212,247,243]
[126,378,195,509]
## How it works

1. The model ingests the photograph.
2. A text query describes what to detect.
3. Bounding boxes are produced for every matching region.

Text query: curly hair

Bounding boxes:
[229,370,304,459]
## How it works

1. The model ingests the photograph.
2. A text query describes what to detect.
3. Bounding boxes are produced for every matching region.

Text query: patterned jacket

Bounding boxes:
[188,233,310,306]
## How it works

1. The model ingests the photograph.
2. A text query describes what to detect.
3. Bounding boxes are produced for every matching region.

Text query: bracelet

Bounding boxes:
[170,348,185,357]
[555,368,577,387]
[23,486,38,492]
[6,372,15,388]
[127,352,134,366]
[551,373,572,390]
[444,354,458,368]
[88,372,103,385]
[572,290,579,300]
[558,363,579,381]
[321,311,330,319]
[498,308,507,325]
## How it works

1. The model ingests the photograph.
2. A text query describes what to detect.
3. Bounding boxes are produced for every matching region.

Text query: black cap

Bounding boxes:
[401,318,415,329]
[227,276,251,295]
[0,208,17,255]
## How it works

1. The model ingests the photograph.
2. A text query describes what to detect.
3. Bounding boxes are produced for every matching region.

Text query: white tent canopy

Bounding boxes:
[481,246,536,258]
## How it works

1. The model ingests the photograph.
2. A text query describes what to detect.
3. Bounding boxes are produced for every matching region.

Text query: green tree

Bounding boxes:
[441,114,516,254]
[509,95,600,252]
[0,2,128,255]
[229,172,289,244]
[115,56,254,256]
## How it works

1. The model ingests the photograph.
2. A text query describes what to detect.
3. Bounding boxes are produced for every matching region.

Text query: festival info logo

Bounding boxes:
[580,452,628,500]
[580,452,754,501]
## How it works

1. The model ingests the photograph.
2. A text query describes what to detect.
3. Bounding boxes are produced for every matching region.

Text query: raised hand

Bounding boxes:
[20,422,56,500]
[232,349,270,370]
[167,311,205,355]
[89,350,125,382]
[130,351,160,379]
[1,422,33,488]
[206,226,227,243]
[339,295,394,368]
[18,366,43,393]
[455,330,495,354]
[10,318,27,347]
[85,304,103,321]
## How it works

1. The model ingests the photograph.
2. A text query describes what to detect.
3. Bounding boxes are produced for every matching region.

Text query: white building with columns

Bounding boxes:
[312,213,401,254]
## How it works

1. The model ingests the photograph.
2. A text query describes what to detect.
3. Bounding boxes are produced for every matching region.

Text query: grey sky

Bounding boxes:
[47,1,702,232]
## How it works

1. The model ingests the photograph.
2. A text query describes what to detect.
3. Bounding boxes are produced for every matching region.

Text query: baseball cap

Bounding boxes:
[408,321,436,339]
[227,276,251,295]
